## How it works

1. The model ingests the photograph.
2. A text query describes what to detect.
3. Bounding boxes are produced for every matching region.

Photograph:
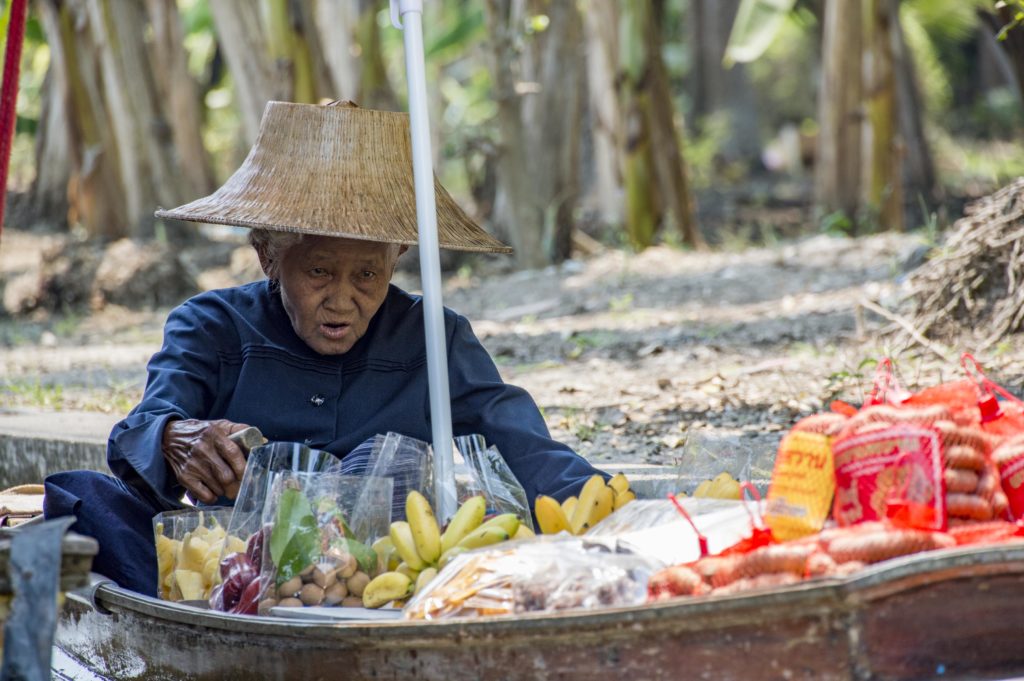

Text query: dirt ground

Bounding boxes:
[3,227,1024,470]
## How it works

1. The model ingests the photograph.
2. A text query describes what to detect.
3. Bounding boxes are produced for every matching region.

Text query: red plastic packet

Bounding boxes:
[832,424,946,531]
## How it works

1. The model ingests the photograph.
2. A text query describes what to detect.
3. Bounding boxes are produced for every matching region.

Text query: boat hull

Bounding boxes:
[55,543,1024,681]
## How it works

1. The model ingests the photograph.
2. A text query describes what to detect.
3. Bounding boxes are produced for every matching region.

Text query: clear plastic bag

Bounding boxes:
[152,507,237,602]
[254,472,393,615]
[583,498,761,567]
[673,433,771,498]
[357,432,533,530]
[210,442,344,612]
[403,536,657,620]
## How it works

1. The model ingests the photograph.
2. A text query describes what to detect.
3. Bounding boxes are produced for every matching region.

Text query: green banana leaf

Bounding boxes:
[270,488,320,585]
[723,0,797,67]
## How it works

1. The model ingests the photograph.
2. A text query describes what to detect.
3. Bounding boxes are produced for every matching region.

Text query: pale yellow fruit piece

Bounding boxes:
[178,535,210,573]
[561,496,578,519]
[225,535,247,555]
[202,555,221,588]
[173,569,205,601]
[579,485,613,534]
[414,567,438,595]
[608,472,630,495]
[362,572,413,609]
[613,489,636,510]
[390,521,427,571]
[513,524,536,540]
[536,496,571,535]
[708,472,742,500]
[693,480,713,498]
[570,475,607,535]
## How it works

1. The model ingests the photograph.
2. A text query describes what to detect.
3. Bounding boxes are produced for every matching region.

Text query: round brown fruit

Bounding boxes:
[299,583,324,606]
[323,581,348,606]
[341,596,364,608]
[278,597,303,607]
[346,571,371,597]
[279,576,303,598]
[337,554,358,579]
[312,565,337,589]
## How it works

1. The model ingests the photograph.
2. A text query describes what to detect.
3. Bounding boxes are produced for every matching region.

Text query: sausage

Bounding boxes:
[648,565,708,600]
[944,445,987,472]
[944,468,980,494]
[827,529,956,564]
[946,493,994,521]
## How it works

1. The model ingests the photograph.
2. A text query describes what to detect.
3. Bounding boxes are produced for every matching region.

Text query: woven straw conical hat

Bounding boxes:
[155,101,512,254]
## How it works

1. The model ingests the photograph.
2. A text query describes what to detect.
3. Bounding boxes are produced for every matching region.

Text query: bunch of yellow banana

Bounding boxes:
[362,491,531,608]
[534,472,635,536]
[678,471,742,500]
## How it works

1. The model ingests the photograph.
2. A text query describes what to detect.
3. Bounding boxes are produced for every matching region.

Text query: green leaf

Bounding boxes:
[332,537,378,575]
[426,6,483,58]
[723,0,797,67]
[270,488,319,584]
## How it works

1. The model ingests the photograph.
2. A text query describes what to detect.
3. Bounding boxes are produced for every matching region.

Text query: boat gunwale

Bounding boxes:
[69,542,1024,644]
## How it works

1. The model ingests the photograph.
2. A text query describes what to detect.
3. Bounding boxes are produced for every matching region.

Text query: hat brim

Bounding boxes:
[155,102,512,255]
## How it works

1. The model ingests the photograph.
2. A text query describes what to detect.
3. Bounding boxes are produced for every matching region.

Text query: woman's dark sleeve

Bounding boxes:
[107,301,221,507]
[447,314,606,507]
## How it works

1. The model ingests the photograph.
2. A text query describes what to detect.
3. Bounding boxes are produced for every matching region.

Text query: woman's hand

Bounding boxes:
[162,418,251,503]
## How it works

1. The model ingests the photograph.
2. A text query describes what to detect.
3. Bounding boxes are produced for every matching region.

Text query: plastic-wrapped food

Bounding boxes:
[993,434,1024,519]
[765,417,839,541]
[209,442,344,612]
[152,507,237,602]
[250,472,392,615]
[673,433,771,498]
[832,423,946,531]
[357,432,533,529]
[583,498,762,567]
[403,536,657,620]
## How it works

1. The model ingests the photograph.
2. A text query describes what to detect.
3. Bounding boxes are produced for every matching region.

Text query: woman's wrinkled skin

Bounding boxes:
[162,235,404,502]
[262,235,403,356]
[162,418,250,503]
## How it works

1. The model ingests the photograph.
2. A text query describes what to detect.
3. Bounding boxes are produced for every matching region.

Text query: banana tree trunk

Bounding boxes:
[619,1,659,250]
[25,67,70,230]
[645,0,704,250]
[892,1,937,204]
[485,0,583,268]
[314,1,361,100]
[147,0,215,199]
[208,0,285,146]
[815,0,863,226]
[87,0,196,238]
[864,0,901,230]
[582,0,624,226]
[37,0,126,238]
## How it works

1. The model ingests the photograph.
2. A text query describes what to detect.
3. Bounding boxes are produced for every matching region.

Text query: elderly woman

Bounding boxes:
[44,102,602,595]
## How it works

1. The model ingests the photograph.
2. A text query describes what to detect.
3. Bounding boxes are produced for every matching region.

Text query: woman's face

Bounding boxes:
[269,236,399,355]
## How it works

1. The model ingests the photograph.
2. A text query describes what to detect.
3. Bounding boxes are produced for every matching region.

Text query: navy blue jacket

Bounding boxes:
[107,281,600,509]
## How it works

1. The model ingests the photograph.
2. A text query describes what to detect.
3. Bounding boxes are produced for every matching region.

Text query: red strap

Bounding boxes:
[962,352,1023,416]
[0,0,28,244]
[867,358,910,406]
[668,494,709,558]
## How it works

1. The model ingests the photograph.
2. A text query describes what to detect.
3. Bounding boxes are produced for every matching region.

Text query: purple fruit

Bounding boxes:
[208,583,226,611]
[229,577,261,616]
[219,553,257,610]
[246,527,268,572]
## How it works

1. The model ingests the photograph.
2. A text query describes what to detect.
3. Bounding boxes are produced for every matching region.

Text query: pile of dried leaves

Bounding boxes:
[906,178,1024,349]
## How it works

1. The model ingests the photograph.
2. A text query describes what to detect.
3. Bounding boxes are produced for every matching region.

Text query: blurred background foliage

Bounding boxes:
[2,0,1022,269]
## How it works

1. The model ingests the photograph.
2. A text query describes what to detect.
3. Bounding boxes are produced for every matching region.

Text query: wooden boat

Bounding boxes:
[54,541,1024,681]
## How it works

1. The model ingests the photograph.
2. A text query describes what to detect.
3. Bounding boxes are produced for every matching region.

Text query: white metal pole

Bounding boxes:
[390,0,457,523]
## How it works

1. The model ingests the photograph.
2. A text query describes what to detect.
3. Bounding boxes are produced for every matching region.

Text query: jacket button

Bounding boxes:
[310,394,325,407]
